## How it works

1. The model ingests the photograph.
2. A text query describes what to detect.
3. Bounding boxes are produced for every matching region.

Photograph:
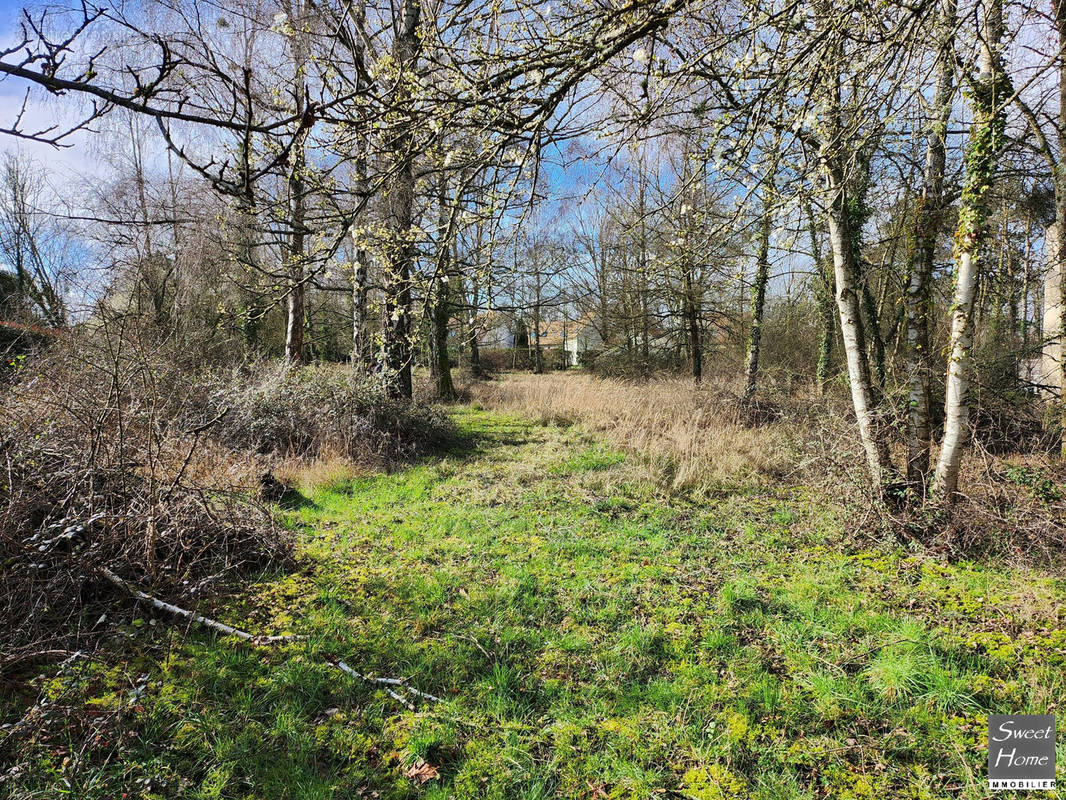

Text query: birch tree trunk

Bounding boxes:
[905,0,956,489]
[285,134,307,363]
[826,181,893,486]
[284,0,309,364]
[847,151,885,392]
[934,0,1007,497]
[816,19,894,490]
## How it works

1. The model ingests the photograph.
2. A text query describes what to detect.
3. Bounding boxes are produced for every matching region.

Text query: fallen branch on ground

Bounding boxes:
[98,567,300,645]
[334,661,442,709]
[98,566,441,709]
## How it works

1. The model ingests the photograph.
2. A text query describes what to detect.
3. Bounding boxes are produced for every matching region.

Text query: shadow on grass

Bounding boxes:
[273,405,516,513]
[278,489,317,511]
[413,403,540,461]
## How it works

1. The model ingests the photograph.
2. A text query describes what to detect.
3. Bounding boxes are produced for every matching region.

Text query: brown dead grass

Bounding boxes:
[468,372,797,493]
[274,452,362,495]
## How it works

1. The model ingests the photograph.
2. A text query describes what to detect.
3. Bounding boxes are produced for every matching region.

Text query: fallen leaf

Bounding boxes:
[404,760,440,785]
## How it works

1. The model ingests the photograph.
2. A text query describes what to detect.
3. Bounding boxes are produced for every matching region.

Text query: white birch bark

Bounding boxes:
[934,0,1005,497]
[814,11,893,490]
[826,194,892,485]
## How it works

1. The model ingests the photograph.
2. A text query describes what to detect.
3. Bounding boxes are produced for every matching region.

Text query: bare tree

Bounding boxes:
[0,154,72,327]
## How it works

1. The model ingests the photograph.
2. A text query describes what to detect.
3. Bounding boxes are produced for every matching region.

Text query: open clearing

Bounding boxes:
[9,408,1065,799]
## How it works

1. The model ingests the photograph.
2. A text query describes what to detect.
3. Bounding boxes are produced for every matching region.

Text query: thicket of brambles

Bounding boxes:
[1,0,1066,662]
[0,321,456,663]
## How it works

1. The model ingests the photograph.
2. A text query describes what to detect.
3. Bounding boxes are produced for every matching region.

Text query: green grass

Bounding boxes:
[4,408,1065,799]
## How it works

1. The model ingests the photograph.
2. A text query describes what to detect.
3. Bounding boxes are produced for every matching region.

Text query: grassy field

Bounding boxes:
[5,407,1065,799]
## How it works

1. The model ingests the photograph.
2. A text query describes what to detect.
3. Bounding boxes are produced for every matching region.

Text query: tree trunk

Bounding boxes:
[815,23,894,489]
[744,195,773,400]
[905,0,955,489]
[1055,217,1066,459]
[847,153,885,392]
[431,178,456,400]
[285,155,306,363]
[532,297,543,374]
[816,265,835,391]
[466,275,485,377]
[348,0,371,373]
[352,231,370,370]
[1056,0,1066,457]
[431,281,455,399]
[934,0,1006,497]
[382,0,420,398]
[806,200,835,392]
[284,7,309,365]
[685,266,702,384]
[284,159,306,362]
[637,166,651,380]
[826,184,893,487]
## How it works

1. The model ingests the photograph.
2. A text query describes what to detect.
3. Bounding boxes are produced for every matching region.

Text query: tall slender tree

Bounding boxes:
[935,0,1008,498]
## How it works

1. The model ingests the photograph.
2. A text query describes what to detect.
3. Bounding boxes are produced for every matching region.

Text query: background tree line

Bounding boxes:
[1,0,1064,515]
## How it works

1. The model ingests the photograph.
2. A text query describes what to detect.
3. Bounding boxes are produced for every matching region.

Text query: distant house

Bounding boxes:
[473,311,602,367]
[474,311,517,349]
[536,314,601,366]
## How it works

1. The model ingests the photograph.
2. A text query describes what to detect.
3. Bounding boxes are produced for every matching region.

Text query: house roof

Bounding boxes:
[537,314,598,347]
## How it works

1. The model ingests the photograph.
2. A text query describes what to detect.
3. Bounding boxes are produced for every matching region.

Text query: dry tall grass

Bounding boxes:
[469,373,797,492]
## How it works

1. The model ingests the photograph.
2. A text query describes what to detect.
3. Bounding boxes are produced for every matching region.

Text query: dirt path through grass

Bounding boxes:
[8,408,1065,799]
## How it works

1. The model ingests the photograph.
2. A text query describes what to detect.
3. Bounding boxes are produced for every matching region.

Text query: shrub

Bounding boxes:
[476,348,522,374]
[0,331,290,660]
[577,349,602,369]
[196,363,455,465]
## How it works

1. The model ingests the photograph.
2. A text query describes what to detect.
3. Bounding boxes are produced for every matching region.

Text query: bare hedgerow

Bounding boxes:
[799,380,1066,562]
[0,331,290,664]
[194,362,456,465]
